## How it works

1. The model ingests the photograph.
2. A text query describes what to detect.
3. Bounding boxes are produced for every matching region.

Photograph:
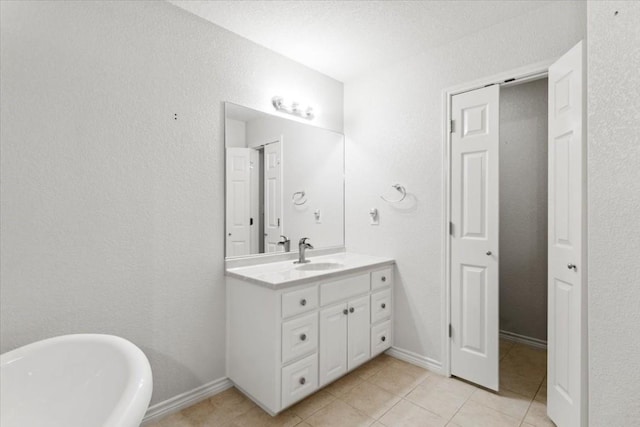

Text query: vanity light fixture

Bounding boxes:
[272,96,315,120]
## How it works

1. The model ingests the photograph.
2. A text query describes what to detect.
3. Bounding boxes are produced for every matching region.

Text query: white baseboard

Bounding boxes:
[141,377,233,425]
[386,346,444,375]
[500,330,547,350]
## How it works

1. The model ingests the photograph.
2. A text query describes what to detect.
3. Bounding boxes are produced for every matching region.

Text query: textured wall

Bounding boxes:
[344,1,585,367]
[499,79,548,341]
[0,0,342,405]
[587,1,640,423]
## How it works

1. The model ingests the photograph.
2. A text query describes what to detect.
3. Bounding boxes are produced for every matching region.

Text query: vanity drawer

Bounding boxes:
[281,353,318,409]
[371,320,392,357]
[282,312,318,364]
[320,273,369,306]
[282,285,318,319]
[371,288,392,324]
[371,267,393,290]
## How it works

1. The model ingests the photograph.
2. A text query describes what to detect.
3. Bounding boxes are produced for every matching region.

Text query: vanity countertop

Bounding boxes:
[226,252,394,289]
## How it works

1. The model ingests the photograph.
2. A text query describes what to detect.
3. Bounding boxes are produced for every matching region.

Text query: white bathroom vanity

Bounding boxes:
[226,252,394,414]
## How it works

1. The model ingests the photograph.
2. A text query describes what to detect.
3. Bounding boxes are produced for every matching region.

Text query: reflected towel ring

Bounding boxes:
[380,184,407,203]
[292,191,307,205]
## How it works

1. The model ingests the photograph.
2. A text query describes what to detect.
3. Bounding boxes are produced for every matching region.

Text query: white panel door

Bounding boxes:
[249,148,260,254]
[347,295,370,370]
[264,141,282,253]
[319,303,347,386]
[450,84,500,391]
[225,147,251,257]
[547,40,587,427]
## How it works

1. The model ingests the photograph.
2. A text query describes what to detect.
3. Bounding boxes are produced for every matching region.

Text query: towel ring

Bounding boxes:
[380,184,407,203]
[292,191,307,206]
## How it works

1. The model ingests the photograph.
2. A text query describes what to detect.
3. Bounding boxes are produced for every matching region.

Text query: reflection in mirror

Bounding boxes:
[225,103,344,258]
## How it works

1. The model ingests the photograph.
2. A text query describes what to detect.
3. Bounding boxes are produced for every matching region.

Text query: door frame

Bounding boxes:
[441,58,557,378]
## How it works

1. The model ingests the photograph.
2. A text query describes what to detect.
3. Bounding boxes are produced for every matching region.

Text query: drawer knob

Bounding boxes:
[299,377,306,385]
[300,333,307,341]
[381,336,386,342]
[300,299,307,306]
[349,307,355,313]
[381,276,387,282]
[381,303,386,309]
[343,309,348,315]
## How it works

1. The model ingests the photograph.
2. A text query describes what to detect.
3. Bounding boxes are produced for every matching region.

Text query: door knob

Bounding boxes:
[486,251,492,256]
[349,307,355,313]
[343,309,348,315]
[300,333,307,341]
[568,263,577,271]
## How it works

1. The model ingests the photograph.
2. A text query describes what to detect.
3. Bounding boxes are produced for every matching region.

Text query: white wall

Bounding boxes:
[344,1,585,368]
[0,0,342,405]
[499,79,548,341]
[587,1,640,423]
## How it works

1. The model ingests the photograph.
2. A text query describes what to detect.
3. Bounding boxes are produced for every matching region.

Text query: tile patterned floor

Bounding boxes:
[146,340,553,427]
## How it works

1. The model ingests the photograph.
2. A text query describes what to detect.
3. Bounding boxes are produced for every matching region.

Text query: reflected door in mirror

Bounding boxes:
[264,140,282,253]
[226,148,251,257]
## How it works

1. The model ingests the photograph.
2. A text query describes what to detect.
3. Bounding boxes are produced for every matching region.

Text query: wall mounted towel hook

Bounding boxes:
[380,184,407,203]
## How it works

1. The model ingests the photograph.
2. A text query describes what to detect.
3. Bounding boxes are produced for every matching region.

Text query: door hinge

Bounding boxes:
[250,217,254,226]
[449,119,455,134]
[449,222,454,236]
[277,218,280,227]
[449,324,452,338]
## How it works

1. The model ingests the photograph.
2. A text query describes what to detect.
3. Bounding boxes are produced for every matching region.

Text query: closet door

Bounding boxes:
[450,84,500,391]
[547,40,587,427]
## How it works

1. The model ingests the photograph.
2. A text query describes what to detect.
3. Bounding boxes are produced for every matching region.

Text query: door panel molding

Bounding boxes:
[450,84,499,391]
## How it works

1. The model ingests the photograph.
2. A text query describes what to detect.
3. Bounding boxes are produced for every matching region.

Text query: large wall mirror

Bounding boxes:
[225,102,345,258]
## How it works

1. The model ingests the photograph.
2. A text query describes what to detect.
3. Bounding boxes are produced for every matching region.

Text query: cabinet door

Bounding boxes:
[319,303,348,386]
[347,295,371,371]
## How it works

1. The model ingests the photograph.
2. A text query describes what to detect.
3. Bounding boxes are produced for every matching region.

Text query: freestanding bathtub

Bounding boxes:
[0,334,153,427]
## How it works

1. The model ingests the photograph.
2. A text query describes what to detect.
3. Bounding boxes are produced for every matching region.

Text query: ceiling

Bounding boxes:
[167,0,554,82]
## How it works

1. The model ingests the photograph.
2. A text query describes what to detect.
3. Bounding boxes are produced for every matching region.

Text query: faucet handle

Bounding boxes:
[279,235,289,242]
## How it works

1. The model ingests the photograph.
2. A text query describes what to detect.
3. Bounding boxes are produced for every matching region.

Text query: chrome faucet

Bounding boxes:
[294,237,314,264]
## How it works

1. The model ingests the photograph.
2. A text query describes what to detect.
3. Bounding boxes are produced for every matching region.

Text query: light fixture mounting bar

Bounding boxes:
[272,96,314,120]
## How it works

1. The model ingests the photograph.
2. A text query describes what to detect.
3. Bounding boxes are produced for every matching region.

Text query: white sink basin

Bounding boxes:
[0,334,153,427]
[295,262,345,271]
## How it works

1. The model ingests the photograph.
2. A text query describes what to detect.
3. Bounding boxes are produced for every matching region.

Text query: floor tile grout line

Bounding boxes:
[441,379,477,424]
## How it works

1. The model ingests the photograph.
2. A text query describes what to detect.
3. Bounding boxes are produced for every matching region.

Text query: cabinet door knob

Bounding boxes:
[381,336,386,342]
[381,276,387,282]
[486,251,492,256]
[381,303,386,309]
[300,299,307,306]
[299,377,306,385]
[343,309,348,315]
[567,263,577,270]
[349,307,355,313]
[300,333,307,341]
